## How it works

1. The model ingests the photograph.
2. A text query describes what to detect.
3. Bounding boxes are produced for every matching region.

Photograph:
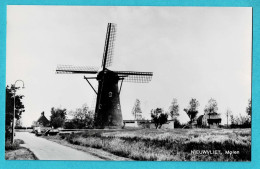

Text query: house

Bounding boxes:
[36,112,50,127]
[201,112,222,128]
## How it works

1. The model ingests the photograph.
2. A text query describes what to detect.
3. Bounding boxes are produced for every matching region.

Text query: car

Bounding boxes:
[35,130,43,136]
[44,129,59,136]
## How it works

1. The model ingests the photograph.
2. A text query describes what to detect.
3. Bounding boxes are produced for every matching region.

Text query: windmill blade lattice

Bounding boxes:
[56,65,99,74]
[101,23,117,69]
[115,71,153,83]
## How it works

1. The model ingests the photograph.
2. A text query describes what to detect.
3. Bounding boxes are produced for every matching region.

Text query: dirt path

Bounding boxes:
[15,132,103,160]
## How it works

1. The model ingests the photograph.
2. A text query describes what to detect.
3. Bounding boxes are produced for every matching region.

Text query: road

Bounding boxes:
[15,132,103,160]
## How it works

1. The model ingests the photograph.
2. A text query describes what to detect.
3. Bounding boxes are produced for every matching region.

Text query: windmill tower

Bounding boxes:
[56,23,153,129]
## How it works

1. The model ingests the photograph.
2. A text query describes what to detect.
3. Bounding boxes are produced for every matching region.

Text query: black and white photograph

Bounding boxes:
[5,6,252,161]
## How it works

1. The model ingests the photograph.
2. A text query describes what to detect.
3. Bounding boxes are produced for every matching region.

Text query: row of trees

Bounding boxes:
[31,97,252,129]
[6,83,251,132]
[5,85,93,131]
[64,104,94,129]
[229,99,251,128]
[149,98,201,129]
[147,98,252,129]
[45,104,94,129]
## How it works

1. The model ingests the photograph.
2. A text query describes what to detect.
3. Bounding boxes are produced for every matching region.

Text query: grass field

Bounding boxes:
[52,128,251,161]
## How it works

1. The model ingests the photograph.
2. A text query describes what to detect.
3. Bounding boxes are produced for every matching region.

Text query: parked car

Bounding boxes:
[35,129,43,136]
[44,129,59,136]
[34,126,52,136]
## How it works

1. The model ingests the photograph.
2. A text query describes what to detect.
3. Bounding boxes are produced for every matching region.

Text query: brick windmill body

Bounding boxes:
[56,23,153,129]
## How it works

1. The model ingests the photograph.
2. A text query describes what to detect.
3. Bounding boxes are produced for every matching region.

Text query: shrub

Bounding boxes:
[140,121,151,129]
[5,139,22,150]
[15,139,25,144]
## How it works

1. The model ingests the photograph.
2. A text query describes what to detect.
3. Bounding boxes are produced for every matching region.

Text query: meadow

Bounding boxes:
[55,128,251,161]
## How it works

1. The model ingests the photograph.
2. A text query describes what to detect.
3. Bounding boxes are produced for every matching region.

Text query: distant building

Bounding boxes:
[123,119,174,129]
[36,112,50,127]
[197,115,204,127]
[197,112,221,128]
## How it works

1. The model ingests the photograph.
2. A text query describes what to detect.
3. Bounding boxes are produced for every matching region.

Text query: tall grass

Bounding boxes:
[59,128,251,161]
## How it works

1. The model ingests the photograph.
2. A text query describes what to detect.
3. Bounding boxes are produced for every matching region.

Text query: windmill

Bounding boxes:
[56,23,153,129]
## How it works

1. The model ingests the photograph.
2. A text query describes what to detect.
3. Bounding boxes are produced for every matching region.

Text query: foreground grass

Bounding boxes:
[5,148,37,160]
[43,135,132,161]
[57,128,251,161]
[5,139,37,160]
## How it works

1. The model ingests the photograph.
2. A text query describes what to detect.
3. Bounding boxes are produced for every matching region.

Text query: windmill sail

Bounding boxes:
[101,23,117,69]
[56,65,99,74]
[115,71,153,83]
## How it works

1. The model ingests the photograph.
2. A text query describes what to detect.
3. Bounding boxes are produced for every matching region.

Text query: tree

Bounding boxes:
[246,99,251,116]
[168,98,180,128]
[204,98,218,119]
[225,108,232,128]
[184,98,199,124]
[230,114,237,128]
[238,114,251,128]
[15,119,23,128]
[132,99,142,120]
[169,98,179,119]
[5,85,25,140]
[151,108,168,129]
[6,85,25,125]
[173,119,182,128]
[230,113,251,128]
[50,107,66,129]
[66,103,94,129]
[31,121,38,127]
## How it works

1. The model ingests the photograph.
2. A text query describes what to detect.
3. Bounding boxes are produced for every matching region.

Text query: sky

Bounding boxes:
[6,6,252,127]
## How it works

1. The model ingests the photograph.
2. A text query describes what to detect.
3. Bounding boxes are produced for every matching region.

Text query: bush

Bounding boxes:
[140,121,151,129]
[64,121,77,129]
[5,127,12,141]
[5,140,22,150]
[15,139,25,144]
